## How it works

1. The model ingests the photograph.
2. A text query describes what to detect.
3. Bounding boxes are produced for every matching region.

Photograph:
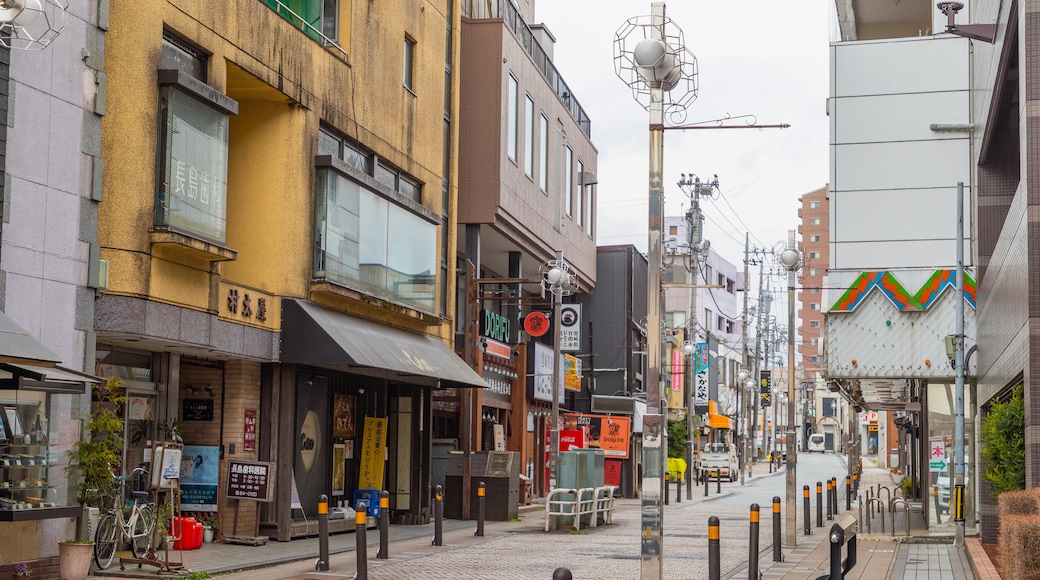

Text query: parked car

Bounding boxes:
[931,472,951,513]
[808,434,826,453]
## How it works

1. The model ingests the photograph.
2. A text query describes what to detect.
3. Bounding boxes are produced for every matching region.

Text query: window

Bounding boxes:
[161,33,206,80]
[809,356,820,363]
[262,0,339,43]
[155,70,237,245]
[539,114,548,192]
[810,303,820,311]
[585,182,593,234]
[669,225,677,236]
[810,235,820,242]
[811,287,820,294]
[809,251,820,259]
[810,218,821,225]
[717,316,725,332]
[810,338,818,346]
[810,268,820,276]
[576,160,584,228]
[810,201,820,209]
[822,398,837,417]
[507,76,518,162]
[315,162,437,311]
[810,320,820,328]
[565,146,573,216]
[403,37,415,91]
[524,96,534,176]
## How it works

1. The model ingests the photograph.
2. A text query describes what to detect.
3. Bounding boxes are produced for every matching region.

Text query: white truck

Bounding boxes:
[699,442,738,482]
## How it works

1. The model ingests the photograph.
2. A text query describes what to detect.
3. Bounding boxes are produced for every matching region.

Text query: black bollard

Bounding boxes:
[317,494,330,572]
[665,472,670,505]
[552,568,573,580]
[827,479,833,520]
[676,475,682,503]
[816,482,823,528]
[355,501,368,580]
[803,485,811,536]
[704,470,709,497]
[377,490,389,559]
[748,503,760,580]
[772,496,782,562]
[476,482,486,537]
[708,516,721,580]
[716,470,721,494]
[433,485,443,546]
[846,476,852,511]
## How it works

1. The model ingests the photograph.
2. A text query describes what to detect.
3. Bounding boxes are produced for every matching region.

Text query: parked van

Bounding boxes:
[808,433,826,453]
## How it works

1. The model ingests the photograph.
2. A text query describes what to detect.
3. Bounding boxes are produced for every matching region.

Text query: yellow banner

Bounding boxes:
[358,417,388,491]
[564,354,581,391]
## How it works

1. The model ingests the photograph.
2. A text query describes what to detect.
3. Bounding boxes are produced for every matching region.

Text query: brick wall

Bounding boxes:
[0,556,59,580]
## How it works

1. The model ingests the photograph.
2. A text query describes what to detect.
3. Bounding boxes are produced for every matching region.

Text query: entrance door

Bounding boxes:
[124,387,158,477]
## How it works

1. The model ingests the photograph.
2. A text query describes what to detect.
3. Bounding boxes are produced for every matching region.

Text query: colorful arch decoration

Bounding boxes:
[830,269,976,313]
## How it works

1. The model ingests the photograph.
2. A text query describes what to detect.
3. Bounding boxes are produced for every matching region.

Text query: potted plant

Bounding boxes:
[202,515,219,543]
[13,562,31,579]
[63,377,125,579]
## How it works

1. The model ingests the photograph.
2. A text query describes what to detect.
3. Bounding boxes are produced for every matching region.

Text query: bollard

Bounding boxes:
[867,488,874,518]
[316,494,330,572]
[748,503,760,580]
[826,479,833,520]
[704,470,709,497]
[772,496,782,562]
[933,486,943,525]
[846,476,852,511]
[378,490,390,559]
[832,478,839,515]
[355,501,368,580]
[552,568,573,580]
[433,485,443,546]
[476,482,486,537]
[859,495,866,534]
[827,523,843,580]
[665,472,670,505]
[708,516,721,580]
[816,482,823,528]
[716,470,721,494]
[676,476,682,503]
[803,485,811,536]
[853,472,859,496]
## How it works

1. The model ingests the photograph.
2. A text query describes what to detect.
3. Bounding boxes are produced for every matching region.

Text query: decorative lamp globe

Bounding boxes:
[780,248,801,270]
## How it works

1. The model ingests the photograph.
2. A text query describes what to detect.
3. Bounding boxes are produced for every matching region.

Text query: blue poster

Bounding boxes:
[180,445,219,511]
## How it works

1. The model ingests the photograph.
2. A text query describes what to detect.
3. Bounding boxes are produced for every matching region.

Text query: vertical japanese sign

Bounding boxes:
[694,343,709,407]
[564,354,582,391]
[671,350,683,392]
[760,370,772,407]
[560,305,581,351]
[243,409,257,452]
[358,417,388,491]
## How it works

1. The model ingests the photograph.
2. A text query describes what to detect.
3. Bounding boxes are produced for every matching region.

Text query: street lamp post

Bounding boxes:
[737,369,750,485]
[542,252,576,492]
[779,233,802,547]
[614,5,697,577]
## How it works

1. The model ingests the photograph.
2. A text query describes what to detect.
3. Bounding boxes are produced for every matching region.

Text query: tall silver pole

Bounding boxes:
[741,233,750,485]
[784,232,799,547]
[640,4,666,577]
[549,250,563,491]
[954,182,966,546]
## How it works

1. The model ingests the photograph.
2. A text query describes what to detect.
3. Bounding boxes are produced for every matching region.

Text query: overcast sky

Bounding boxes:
[535,0,836,273]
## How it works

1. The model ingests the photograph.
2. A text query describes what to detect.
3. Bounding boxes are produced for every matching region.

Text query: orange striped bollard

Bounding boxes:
[708,516,721,580]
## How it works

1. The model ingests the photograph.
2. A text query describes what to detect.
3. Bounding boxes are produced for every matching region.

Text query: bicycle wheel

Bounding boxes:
[130,505,154,558]
[94,513,119,569]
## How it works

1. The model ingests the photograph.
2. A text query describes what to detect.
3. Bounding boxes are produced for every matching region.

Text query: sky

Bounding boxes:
[535,0,836,273]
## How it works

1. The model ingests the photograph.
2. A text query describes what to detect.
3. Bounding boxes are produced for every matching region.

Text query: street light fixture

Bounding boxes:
[614,4,697,577]
[0,0,68,50]
[541,251,576,492]
[779,233,801,547]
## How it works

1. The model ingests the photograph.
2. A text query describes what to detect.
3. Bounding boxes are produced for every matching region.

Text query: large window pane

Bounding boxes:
[565,146,572,217]
[524,96,534,176]
[539,114,548,191]
[156,88,229,244]
[507,75,518,162]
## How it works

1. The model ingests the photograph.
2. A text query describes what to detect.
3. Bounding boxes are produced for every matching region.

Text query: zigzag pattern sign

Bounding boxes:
[830,269,976,313]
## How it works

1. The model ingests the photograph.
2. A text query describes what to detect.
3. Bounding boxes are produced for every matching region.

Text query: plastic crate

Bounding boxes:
[353,489,381,517]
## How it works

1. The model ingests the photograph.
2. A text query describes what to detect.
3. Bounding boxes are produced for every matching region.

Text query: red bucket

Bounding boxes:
[171,517,204,550]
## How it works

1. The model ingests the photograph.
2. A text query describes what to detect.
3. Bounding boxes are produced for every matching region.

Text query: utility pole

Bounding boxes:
[740,234,751,485]
[953,182,966,546]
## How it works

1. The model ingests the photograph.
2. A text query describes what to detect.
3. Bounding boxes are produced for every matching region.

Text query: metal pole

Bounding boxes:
[476,482,485,537]
[826,479,832,520]
[676,476,682,503]
[828,524,843,580]
[846,476,852,512]
[953,181,966,546]
[748,504,760,580]
[355,502,368,580]
[785,233,799,547]
[741,233,751,486]
[317,494,330,572]
[550,250,564,491]
[377,490,389,559]
[433,485,443,546]
[772,496,782,562]
[640,5,667,578]
[803,485,810,536]
[708,516,721,580]
[685,195,700,502]
[816,482,823,528]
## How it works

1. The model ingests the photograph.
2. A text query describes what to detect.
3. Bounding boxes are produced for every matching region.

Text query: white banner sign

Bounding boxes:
[560,305,581,351]
[532,342,565,403]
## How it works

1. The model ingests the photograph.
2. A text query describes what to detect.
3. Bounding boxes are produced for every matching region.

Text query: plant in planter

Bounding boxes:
[158,418,183,443]
[63,377,124,579]
[13,562,31,578]
[202,516,218,543]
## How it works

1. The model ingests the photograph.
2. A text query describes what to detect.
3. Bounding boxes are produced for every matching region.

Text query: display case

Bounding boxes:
[0,367,90,521]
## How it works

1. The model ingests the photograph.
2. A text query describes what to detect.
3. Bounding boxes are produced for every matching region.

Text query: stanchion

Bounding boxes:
[377,490,389,559]
[316,494,330,572]
[716,470,721,494]
[748,504,760,580]
[708,516,721,580]
[355,501,368,580]
[846,476,852,511]
[803,485,811,536]
[772,496,782,562]
[665,472,670,505]
[826,479,833,520]
[704,469,709,496]
[832,478,839,515]
[816,482,823,528]
[676,476,682,503]
[476,482,486,537]
[433,485,443,546]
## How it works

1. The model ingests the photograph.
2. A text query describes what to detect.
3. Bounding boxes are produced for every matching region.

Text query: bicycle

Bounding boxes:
[93,467,155,569]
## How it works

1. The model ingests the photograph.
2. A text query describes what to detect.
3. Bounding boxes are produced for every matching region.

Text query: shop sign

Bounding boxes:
[524,312,549,337]
[226,460,273,502]
[530,342,564,403]
[605,459,622,486]
[560,305,580,351]
[218,282,279,330]
[183,399,214,421]
[358,417,388,491]
[694,343,709,407]
[760,370,772,407]
[564,354,581,392]
[859,411,878,424]
[671,350,683,392]
[563,413,632,459]
[481,309,510,343]
[180,445,219,511]
[243,409,257,452]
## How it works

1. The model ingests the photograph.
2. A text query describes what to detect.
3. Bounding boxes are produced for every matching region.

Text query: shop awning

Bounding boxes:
[281,299,488,389]
[0,363,101,392]
[0,311,61,367]
[708,400,734,430]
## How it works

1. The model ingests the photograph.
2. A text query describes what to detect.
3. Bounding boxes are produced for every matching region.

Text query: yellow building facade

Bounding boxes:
[97,0,481,540]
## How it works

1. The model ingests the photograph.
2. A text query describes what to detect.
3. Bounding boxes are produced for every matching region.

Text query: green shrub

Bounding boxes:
[981,385,1025,499]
